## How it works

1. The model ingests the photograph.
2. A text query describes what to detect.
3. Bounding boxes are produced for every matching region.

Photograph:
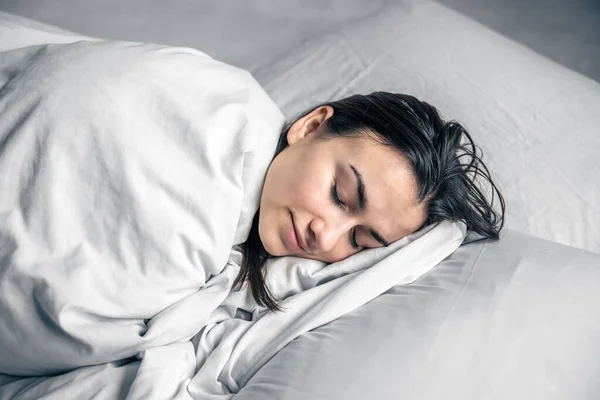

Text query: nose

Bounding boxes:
[308,215,354,253]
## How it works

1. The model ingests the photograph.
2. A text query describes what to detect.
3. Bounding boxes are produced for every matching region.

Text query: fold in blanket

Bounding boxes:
[0,26,466,400]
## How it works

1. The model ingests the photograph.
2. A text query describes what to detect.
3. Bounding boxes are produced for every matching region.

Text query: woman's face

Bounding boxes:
[258,106,427,263]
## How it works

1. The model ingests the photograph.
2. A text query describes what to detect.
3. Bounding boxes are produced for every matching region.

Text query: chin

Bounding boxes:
[260,237,275,256]
[262,239,285,257]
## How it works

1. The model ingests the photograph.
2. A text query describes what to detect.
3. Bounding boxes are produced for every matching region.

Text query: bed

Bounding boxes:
[1,1,599,399]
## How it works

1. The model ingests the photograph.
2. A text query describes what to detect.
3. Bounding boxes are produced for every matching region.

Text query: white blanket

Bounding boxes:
[0,38,283,374]
[0,28,466,399]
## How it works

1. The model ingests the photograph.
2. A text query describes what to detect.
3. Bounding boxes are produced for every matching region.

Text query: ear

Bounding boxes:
[286,106,334,146]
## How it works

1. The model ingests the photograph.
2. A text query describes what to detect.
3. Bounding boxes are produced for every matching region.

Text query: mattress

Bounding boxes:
[1,1,599,399]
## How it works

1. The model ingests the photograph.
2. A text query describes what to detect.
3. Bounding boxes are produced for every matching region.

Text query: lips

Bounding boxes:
[287,212,306,252]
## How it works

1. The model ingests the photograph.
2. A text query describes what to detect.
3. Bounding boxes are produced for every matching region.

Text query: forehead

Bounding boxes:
[322,134,426,239]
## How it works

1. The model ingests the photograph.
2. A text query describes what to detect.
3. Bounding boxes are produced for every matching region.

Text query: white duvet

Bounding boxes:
[0,35,465,399]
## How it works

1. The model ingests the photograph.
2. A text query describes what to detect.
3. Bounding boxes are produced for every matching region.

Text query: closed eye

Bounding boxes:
[350,228,360,250]
[332,182,361,250]
[331,182,346,209]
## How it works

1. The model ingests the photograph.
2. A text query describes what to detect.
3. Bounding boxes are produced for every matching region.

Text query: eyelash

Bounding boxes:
[331,182,361,250]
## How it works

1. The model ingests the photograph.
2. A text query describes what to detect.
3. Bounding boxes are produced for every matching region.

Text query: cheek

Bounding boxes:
[290,166,332,209]
[261,159,297,209]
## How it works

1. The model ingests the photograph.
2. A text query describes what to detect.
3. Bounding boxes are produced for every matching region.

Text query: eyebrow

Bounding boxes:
[349,164,390,247]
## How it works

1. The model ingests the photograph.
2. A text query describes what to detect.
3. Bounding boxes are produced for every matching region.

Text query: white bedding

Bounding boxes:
[1,2,599,399]
[0,18,466,399]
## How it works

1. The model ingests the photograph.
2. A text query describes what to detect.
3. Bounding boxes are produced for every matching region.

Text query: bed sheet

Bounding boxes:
[2,0,598,254]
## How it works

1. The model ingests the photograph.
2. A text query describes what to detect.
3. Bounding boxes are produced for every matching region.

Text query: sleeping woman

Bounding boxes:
[0,40,503,378]
[237,92,504,311]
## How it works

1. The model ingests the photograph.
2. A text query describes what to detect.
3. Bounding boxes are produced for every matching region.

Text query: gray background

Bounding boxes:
[437,0,600,82]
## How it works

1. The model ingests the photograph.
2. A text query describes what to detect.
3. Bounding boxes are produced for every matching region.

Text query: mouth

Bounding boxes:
[287,212,306,252]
